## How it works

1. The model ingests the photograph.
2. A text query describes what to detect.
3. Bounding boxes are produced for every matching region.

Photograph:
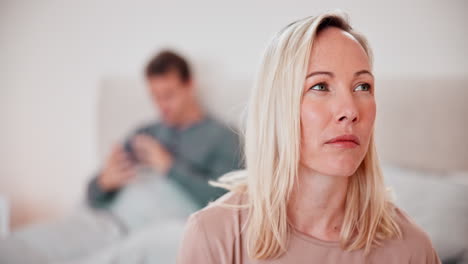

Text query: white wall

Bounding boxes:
[1,0,467,228]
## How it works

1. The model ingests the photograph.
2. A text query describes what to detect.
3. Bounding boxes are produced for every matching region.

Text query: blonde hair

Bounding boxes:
[213,10,402,260]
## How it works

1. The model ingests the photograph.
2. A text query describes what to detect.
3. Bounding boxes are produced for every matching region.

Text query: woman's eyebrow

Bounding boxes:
[305,70,373,79]
[306,71,334,79]
[355,70,374,78]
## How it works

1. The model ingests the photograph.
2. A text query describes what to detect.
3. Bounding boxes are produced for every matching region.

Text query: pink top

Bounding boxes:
[177,191,441,264]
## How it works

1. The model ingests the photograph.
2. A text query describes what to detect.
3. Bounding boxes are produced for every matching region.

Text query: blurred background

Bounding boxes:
[1,0,467,263]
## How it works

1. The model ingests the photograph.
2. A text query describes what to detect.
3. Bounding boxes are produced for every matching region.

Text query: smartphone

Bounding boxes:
[123,138,139,163]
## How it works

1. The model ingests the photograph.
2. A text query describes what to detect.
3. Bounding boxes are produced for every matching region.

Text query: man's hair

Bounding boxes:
[145,50,191,82]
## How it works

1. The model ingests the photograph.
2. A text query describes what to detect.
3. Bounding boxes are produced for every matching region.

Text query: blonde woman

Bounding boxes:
[177,11,441,263]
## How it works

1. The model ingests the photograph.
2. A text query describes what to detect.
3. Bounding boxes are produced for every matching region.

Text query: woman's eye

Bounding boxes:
[354,83,371,92]
[309,83,328,91]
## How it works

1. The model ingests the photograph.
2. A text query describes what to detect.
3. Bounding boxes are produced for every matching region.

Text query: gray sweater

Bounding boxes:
[87,116,242,209]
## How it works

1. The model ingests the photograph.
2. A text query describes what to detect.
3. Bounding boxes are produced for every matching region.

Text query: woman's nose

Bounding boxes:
[335,95,359,124]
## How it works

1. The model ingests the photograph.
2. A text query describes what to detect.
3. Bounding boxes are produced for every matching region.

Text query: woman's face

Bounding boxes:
[300,27,376,177]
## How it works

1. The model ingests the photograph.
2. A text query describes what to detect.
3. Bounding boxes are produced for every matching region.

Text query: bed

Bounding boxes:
[1,76,467,263]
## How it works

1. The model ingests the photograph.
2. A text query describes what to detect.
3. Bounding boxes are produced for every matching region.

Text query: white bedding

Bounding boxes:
[2,166,467,263]
[1,170,198,264]
[383,165,468,264]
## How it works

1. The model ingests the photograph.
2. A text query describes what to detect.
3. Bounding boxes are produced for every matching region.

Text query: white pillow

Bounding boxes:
[383,165,468,263]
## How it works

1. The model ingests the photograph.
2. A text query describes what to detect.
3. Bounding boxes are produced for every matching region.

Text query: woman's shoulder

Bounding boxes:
[190,191,248,231]
[393,206,434,245]
[372,205,440,263]
[185,191,249,239]
[177,191,248,263]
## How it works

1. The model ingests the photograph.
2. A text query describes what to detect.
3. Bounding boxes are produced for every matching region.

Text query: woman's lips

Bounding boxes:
[326,140,359,148]
[325,134,360,148]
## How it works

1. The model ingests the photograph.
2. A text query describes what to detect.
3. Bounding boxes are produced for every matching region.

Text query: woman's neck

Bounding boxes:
[288,164,349,241]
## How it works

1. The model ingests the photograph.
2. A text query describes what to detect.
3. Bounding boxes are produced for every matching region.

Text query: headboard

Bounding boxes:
[374,79,468,171]
[98,77,468,172]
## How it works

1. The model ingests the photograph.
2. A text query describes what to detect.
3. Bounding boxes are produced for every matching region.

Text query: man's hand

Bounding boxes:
[98,144,137,192]
[132,134,174,174]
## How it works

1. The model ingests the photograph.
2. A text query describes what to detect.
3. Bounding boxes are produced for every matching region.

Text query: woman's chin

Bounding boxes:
[318,163,360,178]
[300,158,363,177]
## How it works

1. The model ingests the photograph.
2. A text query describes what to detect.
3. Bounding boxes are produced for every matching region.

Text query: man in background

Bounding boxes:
[87,50,241,225]
[0,51,241,264]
